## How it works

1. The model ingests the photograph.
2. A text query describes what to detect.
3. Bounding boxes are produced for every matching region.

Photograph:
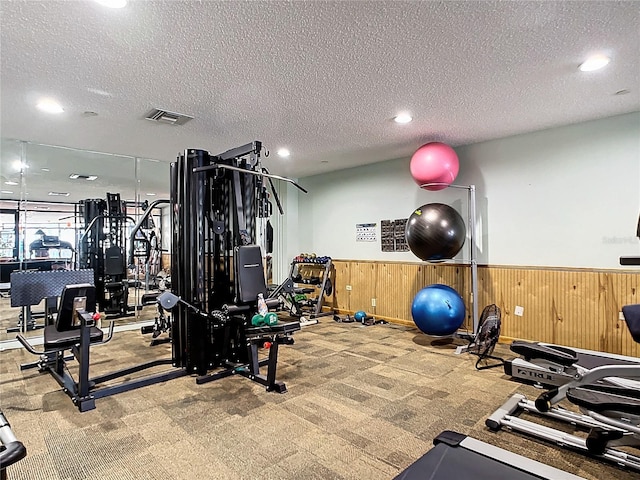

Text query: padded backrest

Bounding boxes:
[622,304,640,344]
[105,245,124,275]
[55,283,96,331]
[235,245,267,304]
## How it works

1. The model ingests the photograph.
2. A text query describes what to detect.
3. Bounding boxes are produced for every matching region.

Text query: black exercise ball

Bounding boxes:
[405,203,466,261]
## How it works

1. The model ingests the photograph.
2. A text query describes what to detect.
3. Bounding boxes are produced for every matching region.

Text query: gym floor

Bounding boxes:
[0,320,635,480]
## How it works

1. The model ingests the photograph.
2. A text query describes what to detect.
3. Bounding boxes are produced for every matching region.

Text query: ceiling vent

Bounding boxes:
[144,108,193,126]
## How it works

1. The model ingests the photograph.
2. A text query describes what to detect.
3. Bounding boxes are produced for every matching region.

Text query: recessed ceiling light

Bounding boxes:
[70,173,99,180]
[95,0,127,8]
[321,161,329,164]
[37,98,64,114]
[12,160,28,171]
[41,168,50,172]
[87,87,112,97]
[4,181,18,186]
[579,54,610,72]
[1,190,14,194]
[146,193,156,196]
[48,191,70,197]
[277,148,291,158]
[394,113,413,124]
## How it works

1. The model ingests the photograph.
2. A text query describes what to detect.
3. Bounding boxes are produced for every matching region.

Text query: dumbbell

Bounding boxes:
[251,312,279,327]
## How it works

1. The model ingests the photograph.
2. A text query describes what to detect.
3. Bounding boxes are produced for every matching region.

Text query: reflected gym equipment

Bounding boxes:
[77,193,136,317]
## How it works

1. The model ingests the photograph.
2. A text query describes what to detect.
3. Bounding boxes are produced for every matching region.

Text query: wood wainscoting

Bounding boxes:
[327,260,639,357]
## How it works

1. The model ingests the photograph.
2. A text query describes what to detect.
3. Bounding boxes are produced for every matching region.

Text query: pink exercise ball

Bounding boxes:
[410,142,459,191]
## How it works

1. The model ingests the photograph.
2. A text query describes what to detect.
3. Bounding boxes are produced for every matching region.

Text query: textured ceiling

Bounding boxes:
[1,0,639,186]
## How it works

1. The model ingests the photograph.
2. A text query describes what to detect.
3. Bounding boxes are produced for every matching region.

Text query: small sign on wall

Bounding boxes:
[381,218,409,252]
[356,223,377,242]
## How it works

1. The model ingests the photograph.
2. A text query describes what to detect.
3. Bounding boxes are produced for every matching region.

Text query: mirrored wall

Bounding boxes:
[0,139,171,342]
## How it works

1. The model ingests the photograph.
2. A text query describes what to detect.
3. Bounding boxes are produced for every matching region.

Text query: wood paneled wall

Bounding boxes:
[328,260,640,357]
[161,253,171,272]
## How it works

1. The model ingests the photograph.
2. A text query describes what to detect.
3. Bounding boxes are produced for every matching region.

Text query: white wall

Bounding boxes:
[294,112,640,269]
[270,181,301,282]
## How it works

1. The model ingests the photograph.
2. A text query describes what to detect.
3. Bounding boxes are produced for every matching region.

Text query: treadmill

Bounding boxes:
[394,430,584,480]
[0,410,26,480]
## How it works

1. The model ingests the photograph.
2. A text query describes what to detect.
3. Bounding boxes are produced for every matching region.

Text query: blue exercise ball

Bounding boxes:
[411,284,466,336]
[354,311,367,322]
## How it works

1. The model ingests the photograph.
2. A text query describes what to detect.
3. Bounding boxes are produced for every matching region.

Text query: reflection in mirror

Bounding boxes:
[0,140,150,342]
[0,139,29,341]
[131,158,171,334]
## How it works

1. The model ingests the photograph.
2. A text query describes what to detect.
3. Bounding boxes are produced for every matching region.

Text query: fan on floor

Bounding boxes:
[468,304,504,370]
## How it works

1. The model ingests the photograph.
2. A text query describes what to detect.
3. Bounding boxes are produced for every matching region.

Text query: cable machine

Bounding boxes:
[76,193,135,316]
[170,142,306,383]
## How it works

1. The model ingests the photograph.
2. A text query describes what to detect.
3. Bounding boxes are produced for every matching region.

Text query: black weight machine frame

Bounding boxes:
[171,143,305,390]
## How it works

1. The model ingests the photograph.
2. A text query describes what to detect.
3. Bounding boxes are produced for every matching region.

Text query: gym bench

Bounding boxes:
[17,283,187,412]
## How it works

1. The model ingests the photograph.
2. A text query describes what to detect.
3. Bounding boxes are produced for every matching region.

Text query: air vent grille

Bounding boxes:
[144,108,194,126]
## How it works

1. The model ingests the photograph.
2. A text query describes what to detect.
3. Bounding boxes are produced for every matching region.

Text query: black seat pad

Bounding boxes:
[44,325,104,350]
[294,288,315,294]
[510,341,578,366]
[567,384,640,415]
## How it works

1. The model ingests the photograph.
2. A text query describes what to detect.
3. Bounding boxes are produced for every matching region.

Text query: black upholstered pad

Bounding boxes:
[567,384,640,415]
[622,304,640,343]
[235,245,267,304]
[55,284,96,332]
[44,325,103,350]
[510,340,578,366]
[265,298,280,309]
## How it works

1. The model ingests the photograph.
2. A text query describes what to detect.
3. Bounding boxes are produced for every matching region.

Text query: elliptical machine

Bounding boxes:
[487,221,640,471]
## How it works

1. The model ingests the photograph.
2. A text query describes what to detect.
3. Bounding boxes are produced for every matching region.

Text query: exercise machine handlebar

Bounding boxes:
[78,214,137,245]
[15,316,115,356]
[127,199,170,265]
[192,163,308,194]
